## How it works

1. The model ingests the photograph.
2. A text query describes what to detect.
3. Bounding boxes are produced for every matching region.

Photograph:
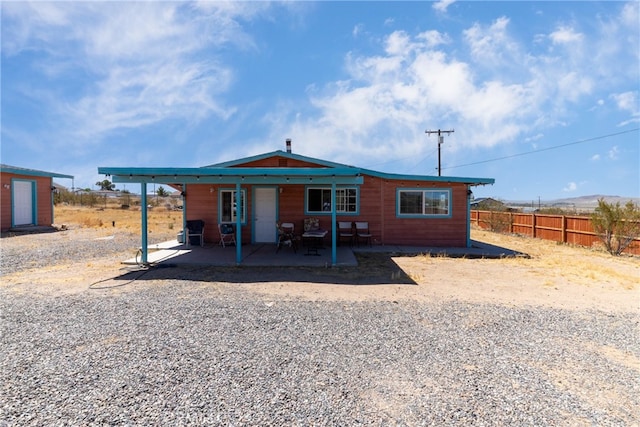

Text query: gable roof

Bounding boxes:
[99,150,493,186]
[0,164,74,179]
[204,150,494,186]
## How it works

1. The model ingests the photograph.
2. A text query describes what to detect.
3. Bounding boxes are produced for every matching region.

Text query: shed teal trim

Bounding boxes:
[1,164,73,179]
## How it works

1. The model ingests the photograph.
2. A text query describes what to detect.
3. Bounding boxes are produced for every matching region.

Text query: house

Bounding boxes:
[0,164,74,232]
[98,142,494,265]
[470,197,507,211]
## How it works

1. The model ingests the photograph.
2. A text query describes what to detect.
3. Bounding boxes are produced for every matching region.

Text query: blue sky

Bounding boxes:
[2,1,639,201]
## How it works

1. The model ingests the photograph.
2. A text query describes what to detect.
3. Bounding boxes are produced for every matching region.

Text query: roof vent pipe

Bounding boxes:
[286,138,292,153]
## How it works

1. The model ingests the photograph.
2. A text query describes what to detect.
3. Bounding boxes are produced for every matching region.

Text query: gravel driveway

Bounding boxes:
[1,229,638,425]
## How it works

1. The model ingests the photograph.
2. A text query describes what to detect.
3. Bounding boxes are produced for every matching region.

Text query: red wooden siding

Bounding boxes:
[376,179,469,247]
[231,155,325,169]
[185,169,471,247]
[0,172,54,231]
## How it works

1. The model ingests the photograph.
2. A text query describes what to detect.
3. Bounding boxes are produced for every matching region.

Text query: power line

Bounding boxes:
[442,128,639,171]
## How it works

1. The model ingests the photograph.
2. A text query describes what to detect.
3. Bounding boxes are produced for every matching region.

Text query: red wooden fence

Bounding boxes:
[470,210,640,255]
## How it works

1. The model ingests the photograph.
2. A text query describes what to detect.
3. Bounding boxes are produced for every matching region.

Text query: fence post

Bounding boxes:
[562,215,567,244]
[532,213,536,238]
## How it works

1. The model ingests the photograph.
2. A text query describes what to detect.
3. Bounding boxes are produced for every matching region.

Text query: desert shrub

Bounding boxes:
[487,210,512,233]
[591,199,640,256]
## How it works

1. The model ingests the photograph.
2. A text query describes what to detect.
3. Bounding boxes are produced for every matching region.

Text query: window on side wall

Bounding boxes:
[398,189,451,217]
[220,189,246,223]
[306,187,358,213]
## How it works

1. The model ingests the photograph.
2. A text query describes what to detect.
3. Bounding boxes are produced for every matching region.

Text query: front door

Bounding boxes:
[254,187,277,243]
[13,180,35,226]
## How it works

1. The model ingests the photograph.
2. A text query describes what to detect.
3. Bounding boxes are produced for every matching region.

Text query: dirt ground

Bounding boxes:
[1,225,638,314]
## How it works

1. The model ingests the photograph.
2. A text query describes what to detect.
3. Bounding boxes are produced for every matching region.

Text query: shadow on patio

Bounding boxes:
[91,238,526,289]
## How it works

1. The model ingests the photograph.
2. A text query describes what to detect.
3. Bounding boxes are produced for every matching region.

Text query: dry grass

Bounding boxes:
[469,227,639,290]
[55,204,183,241]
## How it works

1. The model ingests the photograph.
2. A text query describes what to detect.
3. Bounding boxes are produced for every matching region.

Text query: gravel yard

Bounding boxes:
[1,228,639,425]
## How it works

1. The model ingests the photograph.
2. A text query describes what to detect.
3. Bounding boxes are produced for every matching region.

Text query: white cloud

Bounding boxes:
[432,0,456,13]
[549,26,583,45]
[611,91,639,124]
[611,91,636,111]
[417,30,451,48]
[608,146,619,160]
[525,133,544,142]
[563,182,577,192]
[591,154,601,161]
[463,17,520,68]
[353,23,365,37]
[1,1,259,145]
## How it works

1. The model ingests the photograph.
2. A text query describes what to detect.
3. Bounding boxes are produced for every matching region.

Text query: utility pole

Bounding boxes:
[425,129,454,176]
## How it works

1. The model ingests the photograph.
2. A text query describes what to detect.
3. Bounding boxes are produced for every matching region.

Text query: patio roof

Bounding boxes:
[98,166,364,185]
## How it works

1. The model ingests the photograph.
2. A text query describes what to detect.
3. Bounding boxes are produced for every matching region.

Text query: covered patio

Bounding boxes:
[98,165,363,267]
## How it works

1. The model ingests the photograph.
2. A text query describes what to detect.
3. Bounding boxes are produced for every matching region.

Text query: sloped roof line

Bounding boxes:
[0,164,74,179]
[201,150,357,170]
[201,150,494,185]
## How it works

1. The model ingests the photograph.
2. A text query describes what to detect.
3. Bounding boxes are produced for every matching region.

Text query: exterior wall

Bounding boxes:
[184,167,471,247]
[375,178,469,247]
[0,172,54,231]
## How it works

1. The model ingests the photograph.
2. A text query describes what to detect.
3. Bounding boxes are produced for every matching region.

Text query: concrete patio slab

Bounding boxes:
[123,239,525,267]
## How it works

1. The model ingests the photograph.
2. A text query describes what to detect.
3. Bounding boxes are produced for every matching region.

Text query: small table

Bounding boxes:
[302,230,327,256]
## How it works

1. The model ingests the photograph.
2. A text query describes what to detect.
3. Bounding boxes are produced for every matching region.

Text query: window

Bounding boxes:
[220,189,246,223]
[398,189,451,217]
[306,187,358,213]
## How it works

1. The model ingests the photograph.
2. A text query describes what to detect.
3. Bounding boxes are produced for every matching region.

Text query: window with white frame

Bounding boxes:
[306,187,357,213]
[398,189,450,216]
[220,189,246,223]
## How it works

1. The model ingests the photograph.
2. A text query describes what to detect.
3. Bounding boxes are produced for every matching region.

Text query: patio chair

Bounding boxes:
[355,221,372,247]
[337,221,355,246]
[276,222,298,253]
[218,223,236,247]
[185,220,205,247]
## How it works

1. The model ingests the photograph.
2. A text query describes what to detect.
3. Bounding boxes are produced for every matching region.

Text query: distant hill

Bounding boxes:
[503,195,640,210]
[551,195,639,207]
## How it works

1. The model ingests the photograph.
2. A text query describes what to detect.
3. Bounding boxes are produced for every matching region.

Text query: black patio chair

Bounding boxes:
[186,220,205,247]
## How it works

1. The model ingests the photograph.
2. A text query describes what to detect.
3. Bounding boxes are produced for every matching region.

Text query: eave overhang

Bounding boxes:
[98,167,364,185]
[1,164,74,179]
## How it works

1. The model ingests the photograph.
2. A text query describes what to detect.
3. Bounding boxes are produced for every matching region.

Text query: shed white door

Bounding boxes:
[254,188,277,243]
[13,180,34,226]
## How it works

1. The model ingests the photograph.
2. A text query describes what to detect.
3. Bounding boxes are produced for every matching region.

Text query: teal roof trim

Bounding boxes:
[0,164,74,179]
[99,151,493,186]
[98,166,364,185]
[359,167,495,185]
[99,166,360,177]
